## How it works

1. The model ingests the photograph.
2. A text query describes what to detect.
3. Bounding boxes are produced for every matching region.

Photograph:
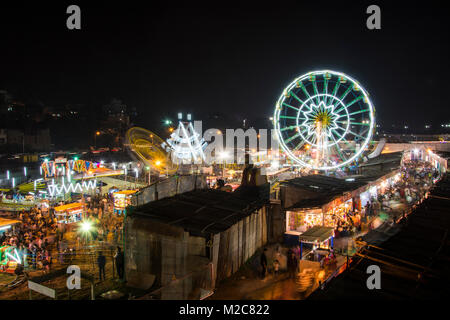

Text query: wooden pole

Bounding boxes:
[91,283,95,300]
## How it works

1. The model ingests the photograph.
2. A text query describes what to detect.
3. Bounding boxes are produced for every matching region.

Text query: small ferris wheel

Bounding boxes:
[273,70,376,171]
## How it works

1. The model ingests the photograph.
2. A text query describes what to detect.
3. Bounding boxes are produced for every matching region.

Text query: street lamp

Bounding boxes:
[94,131,101,149]
[123,165,127,183]
[146,166,151,185]
[23,166,27,177]
[134,168,139,188]
[6,170,10,180]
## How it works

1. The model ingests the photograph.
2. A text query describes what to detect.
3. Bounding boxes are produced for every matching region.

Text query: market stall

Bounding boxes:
[113,190,137,214]
[299,226,334,261]
[286,208,323,233]
[53,202,84,224]
[0,218,21,234]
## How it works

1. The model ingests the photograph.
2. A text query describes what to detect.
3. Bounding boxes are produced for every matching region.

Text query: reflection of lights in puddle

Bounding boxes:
[317,270,325,280]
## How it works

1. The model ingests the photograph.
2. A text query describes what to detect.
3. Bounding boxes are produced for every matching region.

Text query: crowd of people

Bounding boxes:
[81,194,124,243]
[0,191,125,278]
[333,160,439,239]
[0,207,57,272]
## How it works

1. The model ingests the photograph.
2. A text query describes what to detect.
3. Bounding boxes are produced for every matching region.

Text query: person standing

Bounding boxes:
[114,246,124,280]
[97,251,106,281]
[287,252,298,279]
[260,248,268,279]
[273,259,280,278]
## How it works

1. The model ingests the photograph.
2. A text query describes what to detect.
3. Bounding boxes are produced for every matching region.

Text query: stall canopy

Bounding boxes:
[114,190,138,196]
[0,218,21,230]
[299,226,334,244]
[54,202,83,212]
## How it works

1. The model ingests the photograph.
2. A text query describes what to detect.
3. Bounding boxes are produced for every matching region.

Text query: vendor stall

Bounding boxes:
[286,208,323,233]
[299,226,334,260]
[113,190,137,215]
[0,218,21,234]
[54,202,84,224]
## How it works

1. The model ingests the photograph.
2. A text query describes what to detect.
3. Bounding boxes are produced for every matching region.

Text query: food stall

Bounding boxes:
[54,202,84,224]
[113,190,137,215]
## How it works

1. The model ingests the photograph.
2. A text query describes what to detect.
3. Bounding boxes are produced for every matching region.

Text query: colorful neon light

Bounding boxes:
[274,70,375,171]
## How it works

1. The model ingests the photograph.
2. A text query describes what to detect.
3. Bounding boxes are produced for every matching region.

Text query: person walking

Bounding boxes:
[114,246,124,280]
[97,251,106,281]
[260,248,268,279]
[287,252,298,279]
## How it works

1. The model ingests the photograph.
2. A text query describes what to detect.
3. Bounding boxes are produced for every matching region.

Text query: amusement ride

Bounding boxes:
[273,70,375,171]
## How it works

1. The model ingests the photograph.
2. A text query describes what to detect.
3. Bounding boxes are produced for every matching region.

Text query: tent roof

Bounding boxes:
[299,226,334,243]
[54,202,83,212]
[0,217,22,228]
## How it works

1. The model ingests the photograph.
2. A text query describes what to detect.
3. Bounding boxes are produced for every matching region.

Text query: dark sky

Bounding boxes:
[0,1,449,131]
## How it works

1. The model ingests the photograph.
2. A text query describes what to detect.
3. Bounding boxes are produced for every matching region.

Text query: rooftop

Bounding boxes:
[130,184,270,237]
[282,175,367,209]
[299,226,334,243]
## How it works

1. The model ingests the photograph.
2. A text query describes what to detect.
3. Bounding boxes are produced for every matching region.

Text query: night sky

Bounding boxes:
[1,1,449,131]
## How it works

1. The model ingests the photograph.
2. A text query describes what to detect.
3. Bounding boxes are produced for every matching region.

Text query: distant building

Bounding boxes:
[0,128,51,151]
[0,129,6,144]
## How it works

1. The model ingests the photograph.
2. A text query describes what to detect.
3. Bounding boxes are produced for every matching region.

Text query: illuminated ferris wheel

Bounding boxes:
[273,70,375,171]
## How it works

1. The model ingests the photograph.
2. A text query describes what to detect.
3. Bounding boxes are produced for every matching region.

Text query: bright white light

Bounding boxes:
[163,121,207,163]
[219,151,230,159]
[80,220,92,232]
[47,179,97,197]
[6,248,21,264]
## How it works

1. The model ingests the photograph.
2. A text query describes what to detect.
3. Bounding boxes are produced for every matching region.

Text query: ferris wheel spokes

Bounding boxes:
[274,70,375,171]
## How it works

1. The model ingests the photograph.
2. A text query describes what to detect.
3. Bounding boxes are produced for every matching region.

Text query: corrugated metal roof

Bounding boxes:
[130,184,270,236]
[282,175,367,209]
[299,226,334,243]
